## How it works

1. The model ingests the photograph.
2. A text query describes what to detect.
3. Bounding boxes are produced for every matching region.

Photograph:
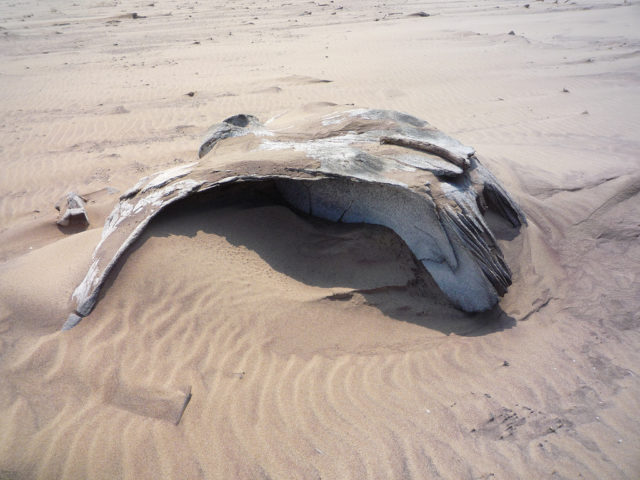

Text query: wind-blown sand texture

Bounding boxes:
[1,0,639,479]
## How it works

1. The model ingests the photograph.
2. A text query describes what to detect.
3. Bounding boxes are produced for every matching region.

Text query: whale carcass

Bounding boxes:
[62,105,526,330]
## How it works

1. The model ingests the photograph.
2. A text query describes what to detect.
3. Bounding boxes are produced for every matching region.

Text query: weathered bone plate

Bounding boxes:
[63,104,526,330]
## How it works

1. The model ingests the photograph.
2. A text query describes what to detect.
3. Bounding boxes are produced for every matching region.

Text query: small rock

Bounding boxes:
[508,30,515,35]
[186,91,195,97]
[562,88,570,93]
[503,360,510,367]
[55,192,89,227]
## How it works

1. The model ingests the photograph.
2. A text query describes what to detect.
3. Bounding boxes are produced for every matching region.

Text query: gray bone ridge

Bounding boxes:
[62,105,526,330]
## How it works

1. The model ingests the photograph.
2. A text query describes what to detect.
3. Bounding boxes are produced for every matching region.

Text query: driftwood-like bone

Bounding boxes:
[62,105,526,330]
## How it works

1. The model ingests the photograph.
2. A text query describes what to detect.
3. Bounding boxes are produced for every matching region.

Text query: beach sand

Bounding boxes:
[0,0,639,478]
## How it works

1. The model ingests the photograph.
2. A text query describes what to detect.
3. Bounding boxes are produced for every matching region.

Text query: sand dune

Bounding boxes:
[1,0,639,479]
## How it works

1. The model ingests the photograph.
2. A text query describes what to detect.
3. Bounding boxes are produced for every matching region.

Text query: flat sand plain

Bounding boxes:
[1,0,639,478]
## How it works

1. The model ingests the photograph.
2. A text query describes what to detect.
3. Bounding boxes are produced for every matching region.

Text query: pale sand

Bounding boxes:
[1,0,639,478]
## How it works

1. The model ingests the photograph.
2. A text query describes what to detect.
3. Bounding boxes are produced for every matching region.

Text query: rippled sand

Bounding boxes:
[1,0,639,478]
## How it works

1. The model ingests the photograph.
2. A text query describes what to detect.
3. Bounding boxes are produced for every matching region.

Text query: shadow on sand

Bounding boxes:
[98,181,517,337]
